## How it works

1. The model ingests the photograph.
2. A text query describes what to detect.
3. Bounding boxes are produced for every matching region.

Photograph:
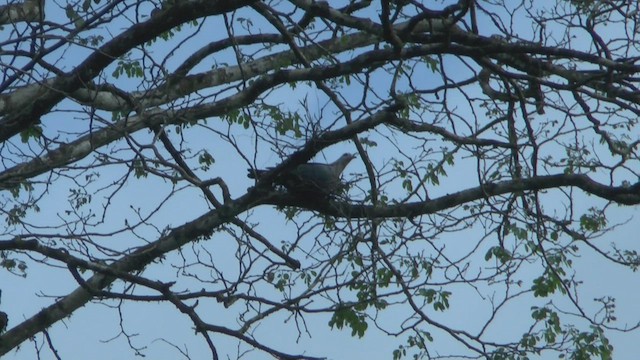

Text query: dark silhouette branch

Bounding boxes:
[258,174,640,217]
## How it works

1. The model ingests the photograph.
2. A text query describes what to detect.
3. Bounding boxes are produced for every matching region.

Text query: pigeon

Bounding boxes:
[0,311,7,333]
[248,153,356,196]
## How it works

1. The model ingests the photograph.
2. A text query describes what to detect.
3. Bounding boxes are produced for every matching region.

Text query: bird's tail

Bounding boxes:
[247,169,270,180]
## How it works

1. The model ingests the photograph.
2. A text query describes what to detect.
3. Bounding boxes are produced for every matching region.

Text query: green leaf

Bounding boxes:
[485,246,512,263]
[579,208,607,232]
[328,306,368,338]
[20,125,43,143]
[198,151,215,170]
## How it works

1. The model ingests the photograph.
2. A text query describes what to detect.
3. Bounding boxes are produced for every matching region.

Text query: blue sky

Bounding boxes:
[1,1,640,359]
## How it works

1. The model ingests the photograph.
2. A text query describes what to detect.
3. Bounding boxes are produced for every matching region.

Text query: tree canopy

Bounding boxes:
[1,0,640,359]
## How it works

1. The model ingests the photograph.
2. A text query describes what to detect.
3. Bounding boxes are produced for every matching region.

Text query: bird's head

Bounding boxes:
[340,153,357,163]
[333,153,357,173]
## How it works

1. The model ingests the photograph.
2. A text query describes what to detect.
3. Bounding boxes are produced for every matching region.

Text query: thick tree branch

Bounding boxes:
[258,174,640,218]
[0,0,257,142]
[0,0,42,25]
[0,48,416,189]
[0,103,404,356]
[8,16,450,114]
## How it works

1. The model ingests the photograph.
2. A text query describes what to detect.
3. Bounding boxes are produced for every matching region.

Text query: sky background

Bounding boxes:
[1,1,640,359]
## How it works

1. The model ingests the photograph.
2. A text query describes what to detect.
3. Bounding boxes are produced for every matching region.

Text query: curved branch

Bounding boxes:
[0,102,404,356]
[0,0,257,142]
[258,174,640,217]
[0,47,416,189]
[0,0,42,25]
[40,16,452,112]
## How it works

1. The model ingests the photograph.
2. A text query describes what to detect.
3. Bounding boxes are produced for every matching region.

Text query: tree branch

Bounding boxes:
[0,0,257,142]
[258,174,640,217]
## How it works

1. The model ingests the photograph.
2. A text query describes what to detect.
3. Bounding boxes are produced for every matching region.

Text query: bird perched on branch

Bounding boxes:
[0,311,7,334]
[248,153,356,197]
